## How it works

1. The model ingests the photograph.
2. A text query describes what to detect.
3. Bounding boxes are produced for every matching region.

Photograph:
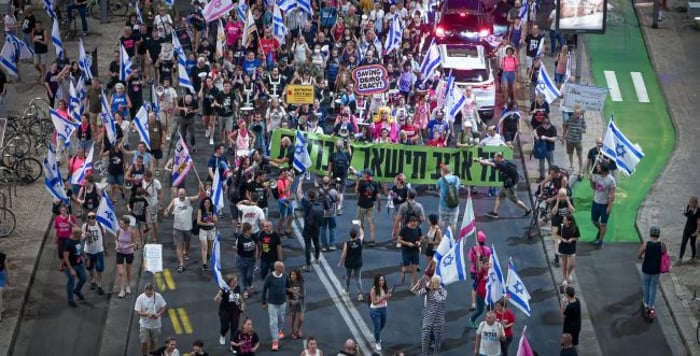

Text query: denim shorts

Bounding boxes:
[108,174,125,186]
[278,199,293,218]
[401,250,420,266]
[86,252,105,272]
[502,71,516,84]
[591,202,610,224]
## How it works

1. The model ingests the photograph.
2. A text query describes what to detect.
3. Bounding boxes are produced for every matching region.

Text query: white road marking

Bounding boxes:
[630,72,650,103]
[292,220,373,355]
[604,70,623,102]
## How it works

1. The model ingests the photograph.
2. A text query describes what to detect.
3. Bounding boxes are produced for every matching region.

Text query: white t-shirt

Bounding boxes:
[238,204,265,233]
[82,223,105,254]
[549,9,557,31]
[172,198,194,231]
[134,292,167,329]
[143,178,162,206]
[477,321,505,356]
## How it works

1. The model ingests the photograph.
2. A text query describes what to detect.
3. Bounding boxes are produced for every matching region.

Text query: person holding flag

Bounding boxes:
[468,231,491,311]
[214,274,245,347]
[469,246,491,328]
[196,197,218,271]
[494,299,516,356]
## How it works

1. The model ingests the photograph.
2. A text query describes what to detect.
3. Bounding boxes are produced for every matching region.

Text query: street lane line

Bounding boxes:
[168,309,183,334]
[154,273,165,291]
[630,72,650,102]
[292,221,373,356]
[604,70,623,101]
[163,268,176,290]
[177,308,193,334]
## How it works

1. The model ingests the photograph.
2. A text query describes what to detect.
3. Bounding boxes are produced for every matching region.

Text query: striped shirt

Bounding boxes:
[564,116,587,143]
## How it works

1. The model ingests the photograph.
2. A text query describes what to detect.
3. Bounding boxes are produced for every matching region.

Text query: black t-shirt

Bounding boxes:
[0,70,6,94]
[190,65,210,92]
[258,231,281,262]
[535,125,557,151]
[217,90,237,116]
[563,298,581,333]
[525,34,544,58]
[684,207,700,234]
[158,60,174,83]
[357,180,379,209]
[129,196,149,222]
[231,330,260,356]
[146,37,164,61]
[399,226,422,254]
[108,149,125,176]
[245,180,268,209]
[120,34,139,57]
[560,347,579,356]
[22,15,36,34]
[64,238,84,266]
[494,161,519,188]
[0,251,6,271]
[501,111,520,133]
[344,238,363,268]
[302,198,323,235]
[390,185,408,206]
[236,234,258,258]
[127,75,144,103]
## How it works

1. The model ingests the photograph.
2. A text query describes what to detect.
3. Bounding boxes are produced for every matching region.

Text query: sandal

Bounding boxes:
[290,332,299,339]
[177,265,185,273]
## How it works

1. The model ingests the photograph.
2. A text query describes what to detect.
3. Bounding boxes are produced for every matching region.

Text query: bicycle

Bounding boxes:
[528,195,550,239]
[87,0,129,20]
[607,4,625,25]
[0,190,16,238]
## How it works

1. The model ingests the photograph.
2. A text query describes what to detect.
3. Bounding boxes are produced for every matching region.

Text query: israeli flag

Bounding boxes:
[43,0,57,19]
[519,0,529,22]
[96,190,119,235]
[76,76,87,102]
[485,244,506,306]
[135,0,143,23]
[212,165,225,215]
[237,2,249,22]
[445,73,467,120]
[0,43,19,78]
[133,105,151,150]
[69,81,82,122]
[70,143,94,185]
[292,130,311,173]
[384,13,402,55]
[278,0,297,13]
[435,238,468,286]
[273,3,288,45]
[43,146,69,205]
[172,31,194,93]
[535,65,560,104]
[506,258,532,317]
[51,18,64,60]
[171,30,186,62]
[601,117,644,176]
[211,233,230,291]
[163,0,174,7]
[433,226,455,263]
[150,83,161,118]
[298,0,313,15]
[100,91,117,145]
[50,108,79,147]
[420,39,441,80]
[78,39,93,80]
[119,43,132,82]
[6,34,34,60]
[536,37,545,58]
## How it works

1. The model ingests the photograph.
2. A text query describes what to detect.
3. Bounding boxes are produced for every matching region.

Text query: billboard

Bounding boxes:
[556,0,608,33]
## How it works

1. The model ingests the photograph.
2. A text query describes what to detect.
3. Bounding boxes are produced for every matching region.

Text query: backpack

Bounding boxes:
[532,139,548,159]
[332,150,350,177]
[500,160,520,188]
[402,202,419,226]
[319,187,337,216]
[304,201,324,231]
[441,177,460,209]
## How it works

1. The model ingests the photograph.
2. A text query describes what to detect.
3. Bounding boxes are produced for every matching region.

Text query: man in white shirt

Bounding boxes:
[474,311,506,356]
[82,212,106,295]
[134,283,167,356]
[237,198,265,234]
[142,170,163,243]
[480,126,507,147]
[164,186,203,272]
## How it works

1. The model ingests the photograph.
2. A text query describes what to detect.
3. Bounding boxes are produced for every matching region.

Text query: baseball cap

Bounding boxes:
[477,231,487,243]
[650,226,661,237]
[363,168,374,176]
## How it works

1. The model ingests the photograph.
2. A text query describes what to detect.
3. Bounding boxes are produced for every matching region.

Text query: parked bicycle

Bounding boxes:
[87,0,129,20]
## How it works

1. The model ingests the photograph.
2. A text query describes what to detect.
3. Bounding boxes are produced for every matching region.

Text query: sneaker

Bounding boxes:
[73,291,85,301]
[486,211,499,218]
[278,331,285,340]
[118,290,126,298]
[302,265,311,272]
[68,301,78,308]
[126,286,131,294]
[97,287,105,295]
[205,128,210,138]
[357,293,364,302]
[90,282,97,290]
[396,242,402,248]
[271,341,279,351]
[209,136,214,145]
[184,254,190,261]
[375,342,382,351]
[243,291,249,299]
[202,264,209,271]
[469,304,476,311]
[219,335,226,345]
[321,247,328,252]
[523,209,532,217]
[329,246,337,251]
[177,265,185,273]
[368,241,376,247]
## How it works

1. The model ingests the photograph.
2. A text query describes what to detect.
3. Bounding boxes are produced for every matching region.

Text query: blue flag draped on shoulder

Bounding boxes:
[133,105,151,150]
[435,238,468,286]
[292,130,311,173]
[0,42,19,79]
[485,244,506,305]
[211,233,229,290]
[433,226,455,263]
[506,258,532,317]
[601,116,644,176]
[96,190,119,235]
[43,146,69,205]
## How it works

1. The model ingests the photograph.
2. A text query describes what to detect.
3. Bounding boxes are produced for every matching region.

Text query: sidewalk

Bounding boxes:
[520,1,700,354]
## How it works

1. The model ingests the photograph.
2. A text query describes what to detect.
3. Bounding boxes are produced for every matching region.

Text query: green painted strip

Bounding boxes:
[572,0,675,243]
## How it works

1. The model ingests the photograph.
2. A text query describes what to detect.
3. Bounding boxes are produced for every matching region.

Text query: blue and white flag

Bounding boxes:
[420,39,441,81]
[0,43,19,78]
[69,81,82,122]
[384,13,402,55]
[134,0,143,23]
[172,32,194,93]
[445,72,467,120]
[150,83,161,117]
[536,37,545,58]
[6,33,34,60]
[435,238,468,286]
[485,244,506,306]
[211,165,225,215]
[292,130,311,173]
[96,190,119,235]
[278,0,297,13]
[601,117,644,176]
[506,258,532,317]
[535,65,560,104]
[119,43,132,82]
[50,108,79,147]
[211,233,229,290]
[43,0,57,19]
[100,91,117,145]
[171,30,186,62]
[519,0,529,22]
[76,76,87,102]
[241,9,257,48]
[273,3,288,45]
[43,146,69,204]
[51,18,64,60]
[298,0,313,15]
[163,0,174,7]
[133,105,151,150]
[237,1,249,21]
[78,38,93,80]
[433,226,456,263]
[70,143,94,185]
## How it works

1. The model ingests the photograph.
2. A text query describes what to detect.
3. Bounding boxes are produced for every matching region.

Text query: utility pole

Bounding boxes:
[652,0,660,28]
[575,34,583,82]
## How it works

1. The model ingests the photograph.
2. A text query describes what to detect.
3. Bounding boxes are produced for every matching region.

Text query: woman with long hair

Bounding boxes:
[287,268,306,339]
[369,273,393,352]
[558,214,580,286]
[215,275,245,347]
[197,197,218,270]
[554,45,570,90]
[300,336,323,356]
[236,222,258,299]
[423,214,443,271]
[231,318,260,355]
[54,204,77,271]
[115,216,137,298]
[199,76,220,146]
[680,196,700,262]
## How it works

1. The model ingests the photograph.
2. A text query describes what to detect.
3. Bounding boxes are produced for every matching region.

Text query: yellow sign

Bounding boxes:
[286,85,315,104]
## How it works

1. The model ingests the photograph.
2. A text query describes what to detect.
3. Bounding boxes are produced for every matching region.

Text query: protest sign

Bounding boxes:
[270,129,513,186]
[143,244,163,273]
[286,85,315,104]
[352,65,389,95]
[563,83,608,112]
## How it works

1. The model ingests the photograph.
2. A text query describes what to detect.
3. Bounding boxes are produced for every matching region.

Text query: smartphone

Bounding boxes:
[352,219,360,225]
[390,285,396,295]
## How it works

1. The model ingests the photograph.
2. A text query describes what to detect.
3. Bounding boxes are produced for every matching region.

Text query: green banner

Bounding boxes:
[270,129,513,186]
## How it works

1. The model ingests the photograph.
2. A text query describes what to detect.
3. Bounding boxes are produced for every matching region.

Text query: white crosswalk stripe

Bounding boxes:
[630,72,650,103]
[604,70,623,102]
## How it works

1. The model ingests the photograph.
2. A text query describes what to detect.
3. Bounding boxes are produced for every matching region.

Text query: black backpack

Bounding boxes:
[402,202,419,226]
[332,151,350,177]
[500,160,520,188]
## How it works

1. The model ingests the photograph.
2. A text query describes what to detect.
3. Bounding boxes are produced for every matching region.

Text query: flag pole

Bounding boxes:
[588,112,613,178]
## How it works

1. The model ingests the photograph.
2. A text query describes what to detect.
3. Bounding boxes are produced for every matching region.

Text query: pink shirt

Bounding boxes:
[54,214,76,239]
[225,22,243,46]
[501,55,519,72]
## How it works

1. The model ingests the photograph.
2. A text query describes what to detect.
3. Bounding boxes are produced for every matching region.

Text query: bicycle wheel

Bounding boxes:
[109,0,129,17]
[0,207,16,238]
[3,134,32,159]
[14,157,43,184]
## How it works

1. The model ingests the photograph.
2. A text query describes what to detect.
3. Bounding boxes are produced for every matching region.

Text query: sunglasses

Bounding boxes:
[88,215,96,219]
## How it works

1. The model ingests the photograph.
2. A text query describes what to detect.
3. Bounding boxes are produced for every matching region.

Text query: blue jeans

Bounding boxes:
[538,150,554,179]
[369,307,387,343]
[550,30,564,55]
[642,273,660,308]
[67,4,88,32]
[259,259,273,280]
[320,216,337,248]
[236,256,256,291]
[64,264,87,303]
[470,295,486,324]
